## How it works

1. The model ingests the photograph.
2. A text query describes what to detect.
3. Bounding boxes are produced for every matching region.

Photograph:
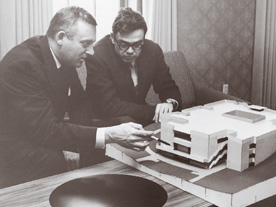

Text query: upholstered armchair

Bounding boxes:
[146,51,243,107]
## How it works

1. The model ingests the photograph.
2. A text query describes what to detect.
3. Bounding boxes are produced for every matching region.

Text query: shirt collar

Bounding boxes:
[49,46,61,69]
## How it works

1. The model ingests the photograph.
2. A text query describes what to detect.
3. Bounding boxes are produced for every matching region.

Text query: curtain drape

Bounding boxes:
[251,0,276,109]
[0,0,52,60]
[142,0,177,52]
[0,0,178,58]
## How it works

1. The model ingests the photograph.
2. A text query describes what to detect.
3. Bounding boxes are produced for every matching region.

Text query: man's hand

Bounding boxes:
[153,103,173,123]
[104,122,154,151]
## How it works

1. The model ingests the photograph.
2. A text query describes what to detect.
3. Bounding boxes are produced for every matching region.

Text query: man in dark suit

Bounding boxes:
[0,6,153,188]
[86,7,182,126]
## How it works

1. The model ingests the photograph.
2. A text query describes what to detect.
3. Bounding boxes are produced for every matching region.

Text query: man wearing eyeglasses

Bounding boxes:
[85,7,181,126]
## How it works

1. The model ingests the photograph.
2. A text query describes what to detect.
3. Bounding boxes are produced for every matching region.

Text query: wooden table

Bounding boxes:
[0,160,214,207]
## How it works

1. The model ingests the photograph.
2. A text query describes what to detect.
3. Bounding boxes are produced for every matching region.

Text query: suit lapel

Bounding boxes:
[39,36,69,116]
[115,59,135,87]
[39,36,63,92]
[135,53,148,93]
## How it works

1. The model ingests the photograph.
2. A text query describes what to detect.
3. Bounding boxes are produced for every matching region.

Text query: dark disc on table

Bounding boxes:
[49,174,167,207]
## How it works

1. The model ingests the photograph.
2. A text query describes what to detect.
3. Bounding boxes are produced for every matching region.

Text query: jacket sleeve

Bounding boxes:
[2,60,97,152]
[150,45,182,109]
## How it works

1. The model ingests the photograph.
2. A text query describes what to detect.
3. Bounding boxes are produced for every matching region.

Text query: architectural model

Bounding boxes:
[105,100,276,206]
[156,100,276,171]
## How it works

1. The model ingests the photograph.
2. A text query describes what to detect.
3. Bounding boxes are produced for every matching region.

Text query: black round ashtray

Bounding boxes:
[49,174,167,207]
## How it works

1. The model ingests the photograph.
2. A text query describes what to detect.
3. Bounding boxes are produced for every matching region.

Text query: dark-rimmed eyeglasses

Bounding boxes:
[114,39,144,51]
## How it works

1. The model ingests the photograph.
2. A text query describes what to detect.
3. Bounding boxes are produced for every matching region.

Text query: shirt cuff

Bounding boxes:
[166,98,179,110]
[95,128,105,149]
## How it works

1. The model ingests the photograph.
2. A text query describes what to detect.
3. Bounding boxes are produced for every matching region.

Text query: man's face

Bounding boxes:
[112,29,145,63]
[60,21,96,68]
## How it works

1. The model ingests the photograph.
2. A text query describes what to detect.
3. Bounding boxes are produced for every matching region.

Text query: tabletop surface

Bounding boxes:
[0,160,213,207]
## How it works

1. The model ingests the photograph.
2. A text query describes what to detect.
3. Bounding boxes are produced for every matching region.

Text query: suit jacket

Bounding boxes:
[86,35,181,124]
[0,36,96,153]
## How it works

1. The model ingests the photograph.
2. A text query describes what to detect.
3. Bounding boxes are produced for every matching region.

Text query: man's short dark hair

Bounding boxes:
[47,6,97,39]
[112,7,147,36]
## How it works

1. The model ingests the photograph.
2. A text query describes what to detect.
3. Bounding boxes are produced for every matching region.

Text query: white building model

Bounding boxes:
[156,100,276,171]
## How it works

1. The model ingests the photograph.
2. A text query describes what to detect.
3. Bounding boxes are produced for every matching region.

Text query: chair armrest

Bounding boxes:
[194,86,246,106]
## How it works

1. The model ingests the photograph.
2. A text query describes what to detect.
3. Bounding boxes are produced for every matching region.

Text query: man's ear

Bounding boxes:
[56,31,66,46]
[110,33,115,44]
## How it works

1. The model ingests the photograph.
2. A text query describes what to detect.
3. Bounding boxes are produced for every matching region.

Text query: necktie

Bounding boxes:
[130,62,138,86]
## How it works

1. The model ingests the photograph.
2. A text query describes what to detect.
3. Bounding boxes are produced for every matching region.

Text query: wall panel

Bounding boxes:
[177,0,256,101]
